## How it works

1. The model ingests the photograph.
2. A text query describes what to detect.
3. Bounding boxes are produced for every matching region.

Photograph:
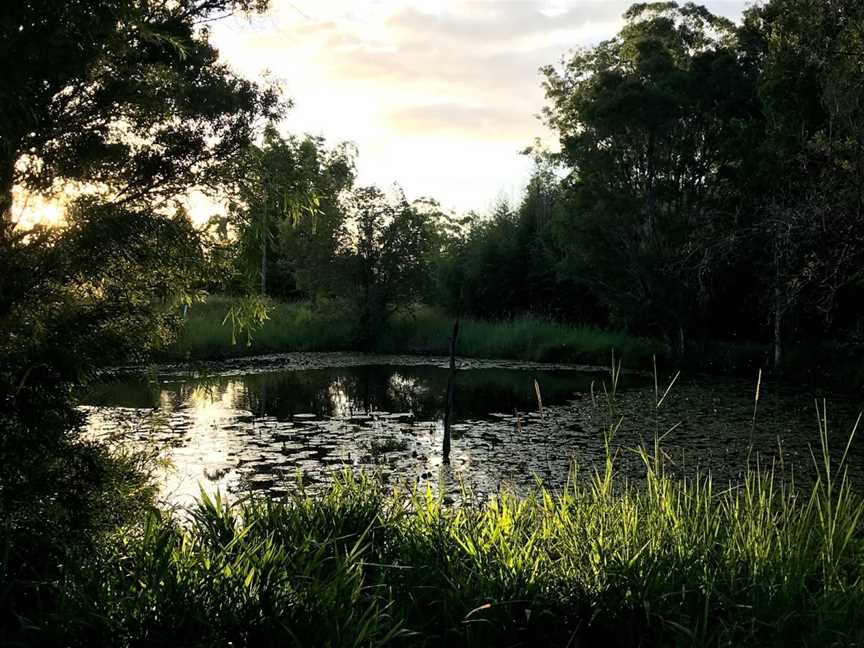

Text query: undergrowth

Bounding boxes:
[21,347,860,646]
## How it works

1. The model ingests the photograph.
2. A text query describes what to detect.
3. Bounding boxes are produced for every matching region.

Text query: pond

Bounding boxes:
[83,352,864,506]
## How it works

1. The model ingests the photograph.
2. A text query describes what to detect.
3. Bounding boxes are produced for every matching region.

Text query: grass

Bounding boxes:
[369,436,411,456]
[370,305,658,366]
[48,422,864,647]
[168,296,357,359]
[13,353,864,646]
[165,296,664,369]
[164,296,864,386]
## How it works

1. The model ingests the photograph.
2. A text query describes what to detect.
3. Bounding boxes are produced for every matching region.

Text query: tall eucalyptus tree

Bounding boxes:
[542,2,759,354]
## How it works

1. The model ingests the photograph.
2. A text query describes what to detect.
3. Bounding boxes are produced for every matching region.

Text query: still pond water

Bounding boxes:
[83,352,864,505]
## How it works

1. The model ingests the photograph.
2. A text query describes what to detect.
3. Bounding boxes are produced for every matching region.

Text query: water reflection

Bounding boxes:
[83,356,864,506]
[84,362,624,504]
[87,364,609,422]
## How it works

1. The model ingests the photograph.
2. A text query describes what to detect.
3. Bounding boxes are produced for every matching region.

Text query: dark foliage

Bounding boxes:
[0,0,282,224]
[0,0,278,641]
[434,0,864,366]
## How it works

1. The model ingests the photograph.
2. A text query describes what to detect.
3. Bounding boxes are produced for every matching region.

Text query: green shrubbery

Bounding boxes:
[165,297,663,369]
[7,310,864,646]
[0,433,157,645]
[166,296,864,386]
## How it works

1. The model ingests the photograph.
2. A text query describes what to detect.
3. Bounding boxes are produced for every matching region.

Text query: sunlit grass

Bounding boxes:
[169,296,356,358]
[54,398,864,647]
[166,296,661,369]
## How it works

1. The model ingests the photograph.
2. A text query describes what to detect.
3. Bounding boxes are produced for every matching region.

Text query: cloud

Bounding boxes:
[385,2,626,46]
[388,102,538,139]
[211,0,756,212]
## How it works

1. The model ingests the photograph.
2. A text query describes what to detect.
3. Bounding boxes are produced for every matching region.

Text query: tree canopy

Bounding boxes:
[0,0,282,229]
[539,1,760,353]
[1,2,279,630]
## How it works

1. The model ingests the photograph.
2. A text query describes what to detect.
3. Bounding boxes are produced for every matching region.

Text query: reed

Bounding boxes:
[26,349,863,646]
[167,296,661,369]
[52,408,864,647]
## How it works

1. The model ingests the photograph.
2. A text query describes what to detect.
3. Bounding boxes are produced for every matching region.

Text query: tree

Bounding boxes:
[418,197,472,314]
[541,2,759,354]
[740,0,864,366]
[431,153,597,324]
[218,126,356,297]
[0,0,282,229]
[1,0,282,406]
[0,199,209,638]
[457,199,523,317]
[0,1,278,635]
[337,186,438,347]
[1,0,282,376]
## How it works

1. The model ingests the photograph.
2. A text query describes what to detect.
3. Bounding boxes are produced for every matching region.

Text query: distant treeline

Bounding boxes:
[209,1,863,365]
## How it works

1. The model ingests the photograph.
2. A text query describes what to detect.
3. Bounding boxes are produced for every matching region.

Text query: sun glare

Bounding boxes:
[11,186,67,229]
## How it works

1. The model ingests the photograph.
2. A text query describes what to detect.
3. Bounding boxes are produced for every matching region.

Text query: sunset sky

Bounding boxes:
[11,0,755,228]
[211,0,754,215]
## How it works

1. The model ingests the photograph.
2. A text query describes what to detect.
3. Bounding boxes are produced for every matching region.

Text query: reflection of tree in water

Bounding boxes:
[241,371,340,417]
[235,367,445,419]
[387,372,433,418]
[87,364,635,421]
[83,362,864,499]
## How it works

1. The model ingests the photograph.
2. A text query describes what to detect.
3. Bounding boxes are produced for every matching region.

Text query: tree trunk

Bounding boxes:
[773,239,783,369]
[260,178,268,295]
[359,282,372,350]
[0,157,15,236]
[773,281,783,369]
[663,323,686,360]
[442,318,460,463]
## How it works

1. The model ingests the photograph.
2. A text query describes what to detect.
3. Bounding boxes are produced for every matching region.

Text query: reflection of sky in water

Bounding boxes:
[84,363,602,506]
[164,382,247,504]
[327,380,352,419]
[89,382,255,506]
[84,358,864,507]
